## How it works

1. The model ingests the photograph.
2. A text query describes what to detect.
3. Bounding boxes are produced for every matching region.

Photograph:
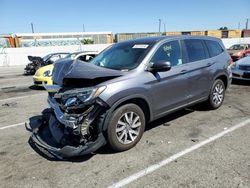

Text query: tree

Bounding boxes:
[80,38,94,44]
[218,27,228,30]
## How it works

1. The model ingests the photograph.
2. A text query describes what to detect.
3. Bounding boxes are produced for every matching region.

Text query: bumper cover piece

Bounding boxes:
[29,114,106,158]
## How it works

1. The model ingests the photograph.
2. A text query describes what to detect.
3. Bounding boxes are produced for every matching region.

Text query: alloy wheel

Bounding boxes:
[115,111,141,145]
[212,83,224,105]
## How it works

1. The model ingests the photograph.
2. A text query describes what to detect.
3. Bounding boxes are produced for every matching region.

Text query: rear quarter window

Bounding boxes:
[205,40,224,57]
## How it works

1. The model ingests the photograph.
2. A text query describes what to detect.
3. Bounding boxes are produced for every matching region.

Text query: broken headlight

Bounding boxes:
[64,86,106,108]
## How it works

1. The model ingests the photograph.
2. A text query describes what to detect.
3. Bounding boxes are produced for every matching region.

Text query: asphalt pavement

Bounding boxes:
[0,66,249,188]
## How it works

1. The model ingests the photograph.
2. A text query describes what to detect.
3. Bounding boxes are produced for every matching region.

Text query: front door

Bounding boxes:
[147,40,189,119]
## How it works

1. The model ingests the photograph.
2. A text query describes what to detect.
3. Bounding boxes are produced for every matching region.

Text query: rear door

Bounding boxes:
[148,40,189,118]
[182,39,212,102]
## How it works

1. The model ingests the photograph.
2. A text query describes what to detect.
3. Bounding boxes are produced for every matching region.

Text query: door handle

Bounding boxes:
[207,62,215,67]
[180,69,187,74]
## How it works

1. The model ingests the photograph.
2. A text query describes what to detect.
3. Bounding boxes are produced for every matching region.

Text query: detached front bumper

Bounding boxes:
[29,113,106,158]
[29,95,108,158]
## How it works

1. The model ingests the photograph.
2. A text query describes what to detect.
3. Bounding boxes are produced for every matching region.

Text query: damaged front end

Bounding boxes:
[24,56,44,75]
[28,86,108,158]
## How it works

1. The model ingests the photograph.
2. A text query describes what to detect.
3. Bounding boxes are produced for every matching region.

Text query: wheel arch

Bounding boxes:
[102,95,152,131]
[215,74,228,89]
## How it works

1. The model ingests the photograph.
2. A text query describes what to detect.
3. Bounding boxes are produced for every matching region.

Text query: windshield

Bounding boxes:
[65,53,77,59]
[229,45,244,50]
[90,42,153,71]
[42,54,52,61]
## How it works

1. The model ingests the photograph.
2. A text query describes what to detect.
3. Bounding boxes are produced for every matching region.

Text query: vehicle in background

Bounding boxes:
[28,36,232,158]
[227,44,250,62]
[33,51,98,87]
[231,56,250,81]
[63,51,98,61]
[24,52,70,75]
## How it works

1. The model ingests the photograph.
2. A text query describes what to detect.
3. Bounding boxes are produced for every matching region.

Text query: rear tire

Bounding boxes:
[206,79,225,109]
[107,104,145,152]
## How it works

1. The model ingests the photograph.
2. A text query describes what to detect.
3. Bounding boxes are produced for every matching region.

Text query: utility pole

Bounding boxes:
[238,22,240,30]
[31,22,34,33]
[246,18,249,30]
[158,19,161,35]
[82,24,85,32]
[164,23,166,33]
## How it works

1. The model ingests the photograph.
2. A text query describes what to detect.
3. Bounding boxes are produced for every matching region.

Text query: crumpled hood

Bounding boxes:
[52,59,125,87]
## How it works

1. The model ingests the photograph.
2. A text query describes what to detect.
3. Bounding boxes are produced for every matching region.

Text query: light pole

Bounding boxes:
[82,24,85,32]
[31,23,34,33]
[158,19,162,35]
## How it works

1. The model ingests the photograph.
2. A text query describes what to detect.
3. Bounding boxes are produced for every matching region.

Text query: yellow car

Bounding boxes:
[33,64,53,86]
[33,51,98,87]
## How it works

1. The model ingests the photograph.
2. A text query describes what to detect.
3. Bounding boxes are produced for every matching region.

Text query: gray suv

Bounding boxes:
[28,36,232,158]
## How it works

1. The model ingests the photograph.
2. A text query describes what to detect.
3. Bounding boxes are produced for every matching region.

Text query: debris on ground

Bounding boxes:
[191,138,199,142]
[1,102,17,107]
[146,140,156,146]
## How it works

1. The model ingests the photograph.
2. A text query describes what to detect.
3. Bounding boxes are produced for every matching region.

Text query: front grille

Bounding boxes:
[34,81,42,85]
[232,73,240,77]
[239,65,250,71]
[243,72,250,79]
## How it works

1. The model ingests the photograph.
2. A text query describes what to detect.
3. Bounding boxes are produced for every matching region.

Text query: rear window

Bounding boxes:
[184,39,207,62]
[229,44,244,50]
[205,40,224,57]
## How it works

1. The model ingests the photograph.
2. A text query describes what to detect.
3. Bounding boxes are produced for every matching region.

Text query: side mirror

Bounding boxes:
[148,61,171,72]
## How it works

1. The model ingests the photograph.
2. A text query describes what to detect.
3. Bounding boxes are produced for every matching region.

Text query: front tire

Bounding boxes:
[206,79,225,109]
[107,104,145,152]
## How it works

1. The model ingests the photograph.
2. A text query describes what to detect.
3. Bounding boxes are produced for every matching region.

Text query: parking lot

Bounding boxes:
[0,66,250,188]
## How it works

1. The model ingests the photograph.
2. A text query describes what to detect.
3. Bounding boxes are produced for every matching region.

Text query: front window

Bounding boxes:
[150,40,183,66]
[90,42,153,71]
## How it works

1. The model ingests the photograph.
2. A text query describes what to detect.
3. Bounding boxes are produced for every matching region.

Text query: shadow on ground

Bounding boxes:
[29,85,45,90]
[27,104,207,162]
[232,79,250,86]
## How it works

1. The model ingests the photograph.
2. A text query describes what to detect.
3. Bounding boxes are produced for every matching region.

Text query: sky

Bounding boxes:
[0,0,249,34]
